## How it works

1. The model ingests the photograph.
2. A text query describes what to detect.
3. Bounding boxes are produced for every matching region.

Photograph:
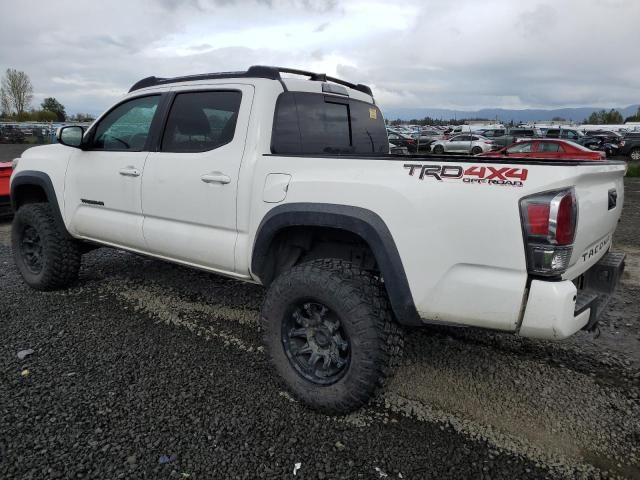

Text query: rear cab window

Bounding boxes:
[271,92,388,154]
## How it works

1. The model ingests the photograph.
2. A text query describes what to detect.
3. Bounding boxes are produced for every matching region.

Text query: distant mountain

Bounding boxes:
[382,105,640,123]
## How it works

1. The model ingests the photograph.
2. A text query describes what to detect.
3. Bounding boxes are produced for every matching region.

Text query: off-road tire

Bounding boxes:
[12,203,81,291]
[433,144,445,154]
[471,146,483,155]
[261,258,404,413]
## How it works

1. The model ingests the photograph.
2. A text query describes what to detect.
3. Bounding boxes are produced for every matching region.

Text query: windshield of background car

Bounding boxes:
[271,91,388,154]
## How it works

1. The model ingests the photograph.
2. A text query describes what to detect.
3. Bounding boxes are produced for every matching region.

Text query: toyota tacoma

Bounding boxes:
[10,66,626,412]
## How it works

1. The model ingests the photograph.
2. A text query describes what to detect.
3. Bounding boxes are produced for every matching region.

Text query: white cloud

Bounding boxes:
[0,0,638,115]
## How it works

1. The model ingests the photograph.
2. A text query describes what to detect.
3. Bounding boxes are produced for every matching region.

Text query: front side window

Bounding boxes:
[161,91,242,153]
[91,95,161,151]
[507,142,533,153]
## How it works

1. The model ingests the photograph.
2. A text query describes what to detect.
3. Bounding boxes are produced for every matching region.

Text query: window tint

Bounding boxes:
[92,95,160,151]
[564,131,579,139]
[507,142,532,153]
[546,129,560,138]
[271,92,388,154]
[539,142,562,152]
[161,91,242,153]
[453,135,471,142]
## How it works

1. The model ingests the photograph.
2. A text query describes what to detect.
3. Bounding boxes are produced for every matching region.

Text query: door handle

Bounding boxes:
[201,172,231,184]
[119,167,140,177]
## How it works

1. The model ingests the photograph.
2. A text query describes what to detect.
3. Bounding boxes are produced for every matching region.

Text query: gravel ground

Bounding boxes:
[0,180,639,479]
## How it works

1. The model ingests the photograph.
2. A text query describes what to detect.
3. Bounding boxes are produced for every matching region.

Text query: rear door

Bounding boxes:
[141,85,253,273]
[448,135,470,152]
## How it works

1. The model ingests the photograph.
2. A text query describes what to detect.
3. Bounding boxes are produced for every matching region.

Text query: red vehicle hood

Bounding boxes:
[0,161,13,174]
[0,161,12,197]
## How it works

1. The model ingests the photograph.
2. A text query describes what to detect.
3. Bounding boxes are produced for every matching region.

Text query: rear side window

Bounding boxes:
[271,92,388,154]
[546,129,560,138]
[161,91,241,153]
[539,142,562,152]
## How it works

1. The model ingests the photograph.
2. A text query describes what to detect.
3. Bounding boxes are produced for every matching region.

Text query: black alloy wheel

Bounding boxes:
[19,225,44,274]
[282,301,350,385]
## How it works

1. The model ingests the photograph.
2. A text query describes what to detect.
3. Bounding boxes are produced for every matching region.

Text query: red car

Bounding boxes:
[479,139,605,160]
[0,161,13,215]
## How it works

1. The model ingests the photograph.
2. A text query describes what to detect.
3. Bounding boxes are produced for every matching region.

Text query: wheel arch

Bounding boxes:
[251,203,421,326]
[11,170,69,237]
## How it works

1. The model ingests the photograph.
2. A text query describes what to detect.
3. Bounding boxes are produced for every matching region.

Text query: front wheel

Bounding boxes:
[261,259,403,413]
[471,146,483,155]
[12,203,81,291]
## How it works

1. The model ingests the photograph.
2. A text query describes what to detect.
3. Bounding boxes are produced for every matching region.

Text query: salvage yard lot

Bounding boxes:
[1,180,639,480]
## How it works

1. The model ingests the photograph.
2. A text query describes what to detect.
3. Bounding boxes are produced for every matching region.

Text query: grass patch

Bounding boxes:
[626,162,640,177]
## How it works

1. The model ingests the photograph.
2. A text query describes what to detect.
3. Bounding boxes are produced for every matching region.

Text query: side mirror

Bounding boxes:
[58,126,85,148]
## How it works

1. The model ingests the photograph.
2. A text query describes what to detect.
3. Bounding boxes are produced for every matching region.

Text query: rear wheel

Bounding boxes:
[12,203,81,291]
[471,146,483,155]
[433,144,445,154]
[631,148,640,161]
[261,259,403,413]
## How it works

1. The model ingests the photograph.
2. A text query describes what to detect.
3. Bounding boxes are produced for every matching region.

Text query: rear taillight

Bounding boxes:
[520,189,577,276]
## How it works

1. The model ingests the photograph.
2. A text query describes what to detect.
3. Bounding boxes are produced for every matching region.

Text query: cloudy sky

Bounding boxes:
[1,0,639,116]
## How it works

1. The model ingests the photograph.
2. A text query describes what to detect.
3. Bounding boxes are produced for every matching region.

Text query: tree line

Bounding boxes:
[0,68,94,122]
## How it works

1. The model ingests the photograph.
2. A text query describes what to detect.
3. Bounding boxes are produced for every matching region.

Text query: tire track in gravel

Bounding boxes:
[107,278,640,479]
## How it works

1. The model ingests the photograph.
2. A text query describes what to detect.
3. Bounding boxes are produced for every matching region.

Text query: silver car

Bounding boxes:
[431,134,494,155]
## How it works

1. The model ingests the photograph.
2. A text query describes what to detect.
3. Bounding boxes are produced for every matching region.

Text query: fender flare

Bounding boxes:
[11,170,70,236]
[252,203,421,326]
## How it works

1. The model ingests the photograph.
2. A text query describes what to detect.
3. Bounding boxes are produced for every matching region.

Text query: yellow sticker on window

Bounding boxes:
[369,108,377,120]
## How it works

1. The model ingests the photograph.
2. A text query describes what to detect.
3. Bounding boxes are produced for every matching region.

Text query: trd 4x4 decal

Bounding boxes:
[404,164,528,187]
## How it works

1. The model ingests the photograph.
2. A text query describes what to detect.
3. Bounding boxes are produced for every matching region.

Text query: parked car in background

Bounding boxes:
[619,135,640,161]
[387,131,420,152]
[479,139,605,161]
[414,128,444,148]
[430,134,494,154]
[0,161,13,215]
[481,127,543,149]
[544,128,585,141]
[578,136,620,157]
[0,125,26,143]
[389,142,409,155]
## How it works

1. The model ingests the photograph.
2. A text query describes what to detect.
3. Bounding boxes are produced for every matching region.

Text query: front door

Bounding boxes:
[141,85,253,273]
[64,94,163,249]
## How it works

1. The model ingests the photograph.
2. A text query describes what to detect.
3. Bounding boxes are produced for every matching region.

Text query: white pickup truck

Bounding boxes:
[10,66,626,412]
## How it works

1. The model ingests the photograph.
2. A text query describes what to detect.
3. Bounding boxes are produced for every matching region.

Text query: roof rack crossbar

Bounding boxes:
[128,65,373,97]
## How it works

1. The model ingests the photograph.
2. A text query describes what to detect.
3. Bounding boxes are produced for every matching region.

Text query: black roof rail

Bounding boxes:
[128,65,374,97]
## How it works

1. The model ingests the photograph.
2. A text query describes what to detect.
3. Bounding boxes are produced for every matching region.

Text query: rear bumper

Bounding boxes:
[519,251,625,340]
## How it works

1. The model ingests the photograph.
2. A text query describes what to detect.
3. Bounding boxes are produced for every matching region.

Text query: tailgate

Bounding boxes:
[563,162,625,280]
